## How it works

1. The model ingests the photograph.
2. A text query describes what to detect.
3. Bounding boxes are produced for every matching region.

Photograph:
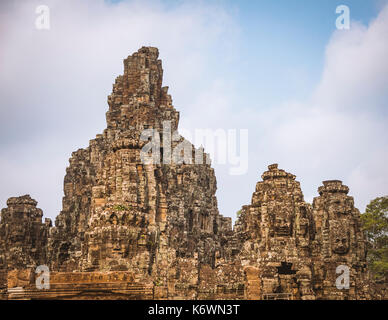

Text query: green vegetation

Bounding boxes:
[361,196,388,282]
[113,204,129,211]
[153,278,163,287]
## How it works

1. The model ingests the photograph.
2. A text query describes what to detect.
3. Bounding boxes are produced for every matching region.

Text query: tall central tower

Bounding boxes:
[47,47,232,297]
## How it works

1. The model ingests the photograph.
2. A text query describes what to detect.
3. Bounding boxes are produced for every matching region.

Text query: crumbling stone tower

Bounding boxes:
[46,47,231,295]
[312,180,370,299]
[234,166,370,300]
[235,164,316,299]
[0,195,51,296]
[0,195,51,270]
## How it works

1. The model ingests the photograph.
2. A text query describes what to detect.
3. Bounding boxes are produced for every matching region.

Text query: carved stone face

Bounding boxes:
[273,214,292,237]
[330,224,350,255]
[328,197,352,216]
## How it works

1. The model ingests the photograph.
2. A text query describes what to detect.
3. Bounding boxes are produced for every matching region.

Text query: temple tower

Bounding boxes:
[312,180,370,299]
[235,164,316,300]
[46,48,231,298]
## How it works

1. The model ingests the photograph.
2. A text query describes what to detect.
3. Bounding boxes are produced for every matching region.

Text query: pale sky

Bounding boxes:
[0,0,387,223]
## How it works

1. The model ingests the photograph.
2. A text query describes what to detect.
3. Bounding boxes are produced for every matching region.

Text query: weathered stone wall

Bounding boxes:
[6,269,153,300]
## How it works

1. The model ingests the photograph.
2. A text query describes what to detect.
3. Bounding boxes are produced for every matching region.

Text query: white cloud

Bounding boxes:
[254,4,388,212]
[0,0,239,219]
[178,0,388,218]
[314,7,388,113]
[181,2,388,218]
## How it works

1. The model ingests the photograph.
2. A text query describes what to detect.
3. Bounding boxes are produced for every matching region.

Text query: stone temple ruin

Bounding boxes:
[0,47,374,299]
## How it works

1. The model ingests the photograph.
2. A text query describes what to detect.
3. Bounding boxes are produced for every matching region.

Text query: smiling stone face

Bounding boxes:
[274,216,292,236]
[271,209,294,237]
[330,222,350,255]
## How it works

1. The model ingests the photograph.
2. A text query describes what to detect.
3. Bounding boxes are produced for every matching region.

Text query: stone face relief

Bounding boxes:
[330,222,350,255]
[328,198,352,216]
[272,211,293,237]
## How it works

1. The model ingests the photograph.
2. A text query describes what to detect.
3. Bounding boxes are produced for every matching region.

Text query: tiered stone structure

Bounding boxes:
[0,47,378,300]
[234,164,316,300]
[233,165,371,300]
[45,47,232,298]
[0,196,51,269]
[312,180,370,299]
[0,195,51,298]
